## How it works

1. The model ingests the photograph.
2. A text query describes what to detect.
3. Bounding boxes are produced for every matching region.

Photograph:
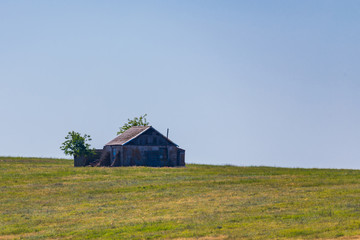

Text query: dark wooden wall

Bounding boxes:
[103,145,184,167]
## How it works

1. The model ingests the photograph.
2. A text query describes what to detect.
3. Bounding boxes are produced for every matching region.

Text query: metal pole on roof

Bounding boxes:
[167,128,169,139]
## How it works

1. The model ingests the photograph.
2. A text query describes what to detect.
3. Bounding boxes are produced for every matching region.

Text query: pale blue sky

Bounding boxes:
[1,1,359,168]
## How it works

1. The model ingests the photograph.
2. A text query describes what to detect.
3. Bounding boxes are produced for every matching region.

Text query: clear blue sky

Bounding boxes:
[1,1,359,168]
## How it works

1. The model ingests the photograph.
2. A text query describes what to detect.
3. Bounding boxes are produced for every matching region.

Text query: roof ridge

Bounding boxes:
[120,126,151,145]
[105,125,178,147]
[105,125,150,146]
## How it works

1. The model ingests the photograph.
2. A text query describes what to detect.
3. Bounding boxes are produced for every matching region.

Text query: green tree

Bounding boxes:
[60,131,94,157]
[117,114,149,135]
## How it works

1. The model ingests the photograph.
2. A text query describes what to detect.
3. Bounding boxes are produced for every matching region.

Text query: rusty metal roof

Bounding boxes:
[105,126,151,146]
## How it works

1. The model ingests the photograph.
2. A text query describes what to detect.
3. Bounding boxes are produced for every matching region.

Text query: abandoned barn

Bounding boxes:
[74,126,185,167]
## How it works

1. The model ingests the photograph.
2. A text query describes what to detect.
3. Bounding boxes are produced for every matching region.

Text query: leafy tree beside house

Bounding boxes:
[60,131,94,158]
[60,114,148,160]
[117,114,149,135]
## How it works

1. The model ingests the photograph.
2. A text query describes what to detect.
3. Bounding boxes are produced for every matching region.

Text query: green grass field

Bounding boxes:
[1,157,360,239]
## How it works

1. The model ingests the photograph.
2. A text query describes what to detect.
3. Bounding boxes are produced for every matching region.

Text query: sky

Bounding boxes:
[0,1,359,169]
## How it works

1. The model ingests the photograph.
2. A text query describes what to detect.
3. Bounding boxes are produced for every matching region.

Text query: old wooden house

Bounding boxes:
[74,126,185,167]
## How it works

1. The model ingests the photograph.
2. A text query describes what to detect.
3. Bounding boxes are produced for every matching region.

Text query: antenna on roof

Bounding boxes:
[167,128,169,139]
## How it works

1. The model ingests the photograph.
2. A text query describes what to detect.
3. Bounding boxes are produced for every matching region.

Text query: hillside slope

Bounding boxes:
[1,157,360,239]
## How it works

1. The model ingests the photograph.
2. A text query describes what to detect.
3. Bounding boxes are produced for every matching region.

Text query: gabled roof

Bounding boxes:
[105,126,151,146]
[105,125,178,146]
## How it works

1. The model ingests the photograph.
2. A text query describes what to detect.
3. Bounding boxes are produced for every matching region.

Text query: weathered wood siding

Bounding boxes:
[103,127,185,167]
[107,145,185,167]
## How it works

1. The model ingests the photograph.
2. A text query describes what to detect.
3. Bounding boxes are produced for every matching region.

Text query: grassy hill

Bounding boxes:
[1,157,360,239]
